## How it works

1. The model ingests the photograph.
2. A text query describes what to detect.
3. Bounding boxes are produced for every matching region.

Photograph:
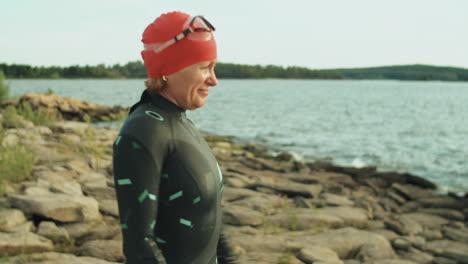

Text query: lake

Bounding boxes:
[7,79,468,194]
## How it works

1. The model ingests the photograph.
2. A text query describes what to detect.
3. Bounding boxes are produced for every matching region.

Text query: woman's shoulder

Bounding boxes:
[119,102,173,143]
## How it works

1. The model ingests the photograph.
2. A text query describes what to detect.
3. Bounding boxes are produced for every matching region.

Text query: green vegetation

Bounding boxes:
[17,102,56,126]
[0,70,10,102]
[0,144,36,195]
[335,64,468,81]
[3,61,467,81]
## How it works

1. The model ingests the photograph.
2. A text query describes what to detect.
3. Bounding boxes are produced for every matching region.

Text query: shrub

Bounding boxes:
[17,101,56,126]
[0,71,10,102]
[0,144,36,196]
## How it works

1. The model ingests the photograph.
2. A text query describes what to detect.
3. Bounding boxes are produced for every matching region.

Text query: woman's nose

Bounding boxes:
[206,70,218,86]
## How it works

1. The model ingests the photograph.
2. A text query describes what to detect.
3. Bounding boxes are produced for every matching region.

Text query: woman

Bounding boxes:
[113,11,237,264]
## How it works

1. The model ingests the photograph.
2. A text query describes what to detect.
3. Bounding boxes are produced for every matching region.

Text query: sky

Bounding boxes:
[1,0,468,69]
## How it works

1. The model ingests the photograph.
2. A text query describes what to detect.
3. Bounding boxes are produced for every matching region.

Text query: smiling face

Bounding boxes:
[161,60,218,110]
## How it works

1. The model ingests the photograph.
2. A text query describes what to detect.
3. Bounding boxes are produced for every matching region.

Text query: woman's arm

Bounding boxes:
[113,134,167,264]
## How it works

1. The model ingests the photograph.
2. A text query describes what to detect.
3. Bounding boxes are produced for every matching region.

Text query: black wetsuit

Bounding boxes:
[113,90,226,264]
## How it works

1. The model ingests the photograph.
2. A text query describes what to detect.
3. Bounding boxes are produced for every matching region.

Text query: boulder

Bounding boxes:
[426,240,468,263]
[301,227,396,261]
[298,245,343,264]
[223,205,264,226]
[8,194,102,223]
[0,209,27,232]
[78,239,124,262]
[0,232,53,255]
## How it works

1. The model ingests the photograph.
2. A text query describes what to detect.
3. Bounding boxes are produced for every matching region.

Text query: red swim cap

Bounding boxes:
[141,11,217,78]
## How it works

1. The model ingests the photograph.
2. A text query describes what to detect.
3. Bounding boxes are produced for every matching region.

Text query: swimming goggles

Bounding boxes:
[144,15,215,53]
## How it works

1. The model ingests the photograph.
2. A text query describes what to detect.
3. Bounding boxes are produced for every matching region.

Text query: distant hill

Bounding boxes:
[1,62,467,81]
[334,64,468,82]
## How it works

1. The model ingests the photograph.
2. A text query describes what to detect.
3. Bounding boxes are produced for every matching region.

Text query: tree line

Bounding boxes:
[1,62,467,81]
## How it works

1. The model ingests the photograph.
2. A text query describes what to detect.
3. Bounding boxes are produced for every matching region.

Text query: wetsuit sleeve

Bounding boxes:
[113,134,167,264]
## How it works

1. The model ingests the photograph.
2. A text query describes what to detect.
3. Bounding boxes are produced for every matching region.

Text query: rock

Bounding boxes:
[370,229,400,241]
[78,239,124,262]
[420,229,443,241]
[255,181,323,198]
[7,221,35,233]
[384,215,424,236]
[391,183,433,200]
[223,205,264,226]
[403,213,449,229]
[364,259,418,264]
[231,194,284,214]
[392,238,412,250]
[98,199,119,217]
[78,172,108,189]
[433,257,458,264]
[0,232,53,255]
[319,206,368,228]
[417,208,465,221]
[49,180,83,196]
[24,186,52,195]
[62,221,120,245]
[442,226,468,243]
[400,247,433,264]
[322,193,355,207]
[222,187,259,202]
[0,251,120,264]
[298,245,344,264]
[8,194,102,223]
[417,196,464,209]
[15,93,126,122]
[37,221,70,241]
[0,208,27,232]
[426,240,468,263]
[301,227,396,261]
[65,159,93,174]
[266,209,344,231]
[392,236,426,251]
[1,133,19,147]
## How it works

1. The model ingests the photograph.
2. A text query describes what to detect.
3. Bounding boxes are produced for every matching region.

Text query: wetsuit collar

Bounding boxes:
[149,91,187,113]
[129,89,186,115]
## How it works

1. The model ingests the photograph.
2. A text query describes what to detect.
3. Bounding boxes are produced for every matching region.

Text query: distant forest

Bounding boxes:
[1,61,467,81]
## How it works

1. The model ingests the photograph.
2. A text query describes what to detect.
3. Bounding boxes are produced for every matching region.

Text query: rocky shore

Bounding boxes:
[0,94,467,264]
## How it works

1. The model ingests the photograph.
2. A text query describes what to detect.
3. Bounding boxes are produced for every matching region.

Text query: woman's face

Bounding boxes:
[163,60,218,110]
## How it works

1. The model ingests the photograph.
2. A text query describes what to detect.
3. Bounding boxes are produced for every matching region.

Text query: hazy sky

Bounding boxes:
[1,0,467,69]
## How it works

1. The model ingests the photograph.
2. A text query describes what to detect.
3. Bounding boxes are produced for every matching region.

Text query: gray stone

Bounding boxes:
[322,193,355,207]
[78,172,108,189]
[364,260,418,264]
[403,213,449,229]
[0,231,53,255]
[223,205,264,226]
[255,181,323,198]
[8,194,102,223]
[98,199,119,217]
[0,251,120,264]
[222,187,260,202]
[418,208,465,221]
[301,227,396,261]
[392,237,412,250]
[298,245,344,264]
[0,208,27,232]
[417,196,464,209]
[426,240,468,263]
[319,206,369,228]
[78,239,124,262]
[400,247,433,264]
[384,215,424,236]
[266,209,344,231]
[65,159,93,175]
[37,221,70,241]
[392,183,433,200]
[442,226,468,243]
